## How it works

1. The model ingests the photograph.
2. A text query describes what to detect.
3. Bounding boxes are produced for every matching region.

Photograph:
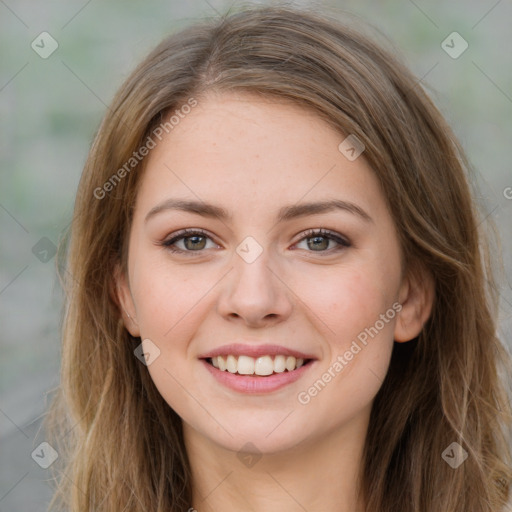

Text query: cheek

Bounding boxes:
[294,269,398,424]
[303,265,399,351]
[130,254,210,341]
[129,260,214,421]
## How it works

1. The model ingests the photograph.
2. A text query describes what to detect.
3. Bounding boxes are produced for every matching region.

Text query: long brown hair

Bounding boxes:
[43,3,512,511]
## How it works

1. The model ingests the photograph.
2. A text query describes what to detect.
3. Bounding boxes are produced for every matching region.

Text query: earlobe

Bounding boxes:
[394,266,435,343]
[113,263,140,337]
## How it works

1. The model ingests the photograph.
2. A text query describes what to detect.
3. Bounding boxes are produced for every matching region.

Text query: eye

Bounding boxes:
[161,228,219,254]
[294,228,351,253]
[160,228,351,255]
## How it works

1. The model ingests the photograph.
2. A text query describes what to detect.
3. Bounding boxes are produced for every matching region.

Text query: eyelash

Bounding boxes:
[161,228,351,256]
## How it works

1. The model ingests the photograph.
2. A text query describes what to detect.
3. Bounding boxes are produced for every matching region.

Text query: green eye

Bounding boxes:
[162,229,217,254]
[294,229,351,252]
[161,228,351,255]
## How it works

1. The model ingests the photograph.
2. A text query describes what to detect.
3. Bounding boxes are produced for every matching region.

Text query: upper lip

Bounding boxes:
[199,343,317,360]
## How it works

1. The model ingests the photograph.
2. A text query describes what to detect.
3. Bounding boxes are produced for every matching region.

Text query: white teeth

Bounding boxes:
[273,355,286,373]
[226,355,237,373]
[237,355,255,375]
[209,354,308,375]
[255,356,274,376]
[285,356,296,371]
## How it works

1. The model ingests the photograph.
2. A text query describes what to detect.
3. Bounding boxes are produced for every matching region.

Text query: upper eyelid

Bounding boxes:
[163,228,216,243]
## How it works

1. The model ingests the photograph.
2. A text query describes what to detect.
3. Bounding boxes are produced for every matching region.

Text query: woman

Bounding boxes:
[43,4,512,511]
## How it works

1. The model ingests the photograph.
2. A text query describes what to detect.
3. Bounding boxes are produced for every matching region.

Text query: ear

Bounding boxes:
[394,265,435,343]
[113,263,140,337]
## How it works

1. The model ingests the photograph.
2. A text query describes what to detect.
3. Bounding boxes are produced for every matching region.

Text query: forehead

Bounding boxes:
[156,91,344,162]
[134,91,386,224]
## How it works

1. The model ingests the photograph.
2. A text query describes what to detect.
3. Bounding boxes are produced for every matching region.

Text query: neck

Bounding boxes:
[183,410,369,512]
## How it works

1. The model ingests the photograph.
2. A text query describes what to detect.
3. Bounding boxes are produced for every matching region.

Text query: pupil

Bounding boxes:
[185,235,206,250]
[308,236,327,251]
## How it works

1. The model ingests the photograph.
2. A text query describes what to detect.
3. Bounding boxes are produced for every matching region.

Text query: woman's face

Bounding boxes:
[117,91,426,454]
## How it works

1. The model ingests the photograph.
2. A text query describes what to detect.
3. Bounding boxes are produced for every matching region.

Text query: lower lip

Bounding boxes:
[201,359,314,393]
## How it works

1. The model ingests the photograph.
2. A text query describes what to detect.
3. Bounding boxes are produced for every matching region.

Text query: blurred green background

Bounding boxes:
[1,0,511,509]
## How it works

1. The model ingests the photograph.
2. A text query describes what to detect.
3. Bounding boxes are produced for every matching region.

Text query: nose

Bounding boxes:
[216,248,293,328]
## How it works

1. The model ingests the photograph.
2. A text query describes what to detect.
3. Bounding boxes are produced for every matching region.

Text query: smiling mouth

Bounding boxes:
[205,355,314,376]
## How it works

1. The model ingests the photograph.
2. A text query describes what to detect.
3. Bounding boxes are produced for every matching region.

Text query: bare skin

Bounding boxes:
[116,90,433,512]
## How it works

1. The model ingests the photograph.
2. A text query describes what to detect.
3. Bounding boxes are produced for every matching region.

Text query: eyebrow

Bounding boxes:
[144,198,373,224]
